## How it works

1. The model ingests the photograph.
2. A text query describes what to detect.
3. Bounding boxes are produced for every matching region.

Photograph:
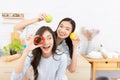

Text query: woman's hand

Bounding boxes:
[25,34,42,52]
[72,35,80,48]
[37,13,47,22]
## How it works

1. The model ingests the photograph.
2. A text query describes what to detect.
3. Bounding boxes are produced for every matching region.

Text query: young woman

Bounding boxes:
[14,13,80,72]
[54,18,80,72]
[11,26,67,80]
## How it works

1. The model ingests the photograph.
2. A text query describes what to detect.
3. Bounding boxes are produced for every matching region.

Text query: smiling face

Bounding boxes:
[40,30,54,55]
[57,21,73,39]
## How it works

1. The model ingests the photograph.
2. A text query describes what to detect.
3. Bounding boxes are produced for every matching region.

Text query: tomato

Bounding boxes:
[34,36,45,45]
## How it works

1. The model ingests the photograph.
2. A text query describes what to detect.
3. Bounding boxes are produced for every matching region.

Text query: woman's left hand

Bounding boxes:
[72,35,80,48]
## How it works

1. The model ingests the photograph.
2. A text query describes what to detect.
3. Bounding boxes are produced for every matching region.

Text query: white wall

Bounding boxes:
[0,0,120,53]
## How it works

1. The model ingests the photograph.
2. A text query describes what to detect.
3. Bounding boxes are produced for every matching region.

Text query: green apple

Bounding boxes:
[45,15,53,23]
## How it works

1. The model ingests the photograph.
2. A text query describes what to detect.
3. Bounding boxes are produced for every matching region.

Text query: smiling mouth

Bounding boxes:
[43,46,50,50]
[59,32,65,36]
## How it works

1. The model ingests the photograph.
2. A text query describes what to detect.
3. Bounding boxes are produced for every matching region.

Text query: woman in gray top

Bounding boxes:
[11,26,67,80]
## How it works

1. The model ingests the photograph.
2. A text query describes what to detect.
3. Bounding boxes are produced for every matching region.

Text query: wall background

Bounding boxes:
[0,0,120,53]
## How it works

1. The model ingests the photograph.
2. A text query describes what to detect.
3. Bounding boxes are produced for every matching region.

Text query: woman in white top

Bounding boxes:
[11,26,67,80]
[15,13,80,73]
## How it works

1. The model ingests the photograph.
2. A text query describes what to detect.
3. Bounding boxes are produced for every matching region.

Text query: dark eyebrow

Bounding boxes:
[66,27,72,29]
[47,34,52,37]
[60,23,72,29]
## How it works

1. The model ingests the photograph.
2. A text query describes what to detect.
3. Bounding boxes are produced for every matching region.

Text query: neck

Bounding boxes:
[42,52,52,58]
[56,37,64,46]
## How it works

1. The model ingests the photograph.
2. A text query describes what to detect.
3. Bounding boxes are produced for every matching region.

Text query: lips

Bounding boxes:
[59,31,65,36]
[43,46,50,50]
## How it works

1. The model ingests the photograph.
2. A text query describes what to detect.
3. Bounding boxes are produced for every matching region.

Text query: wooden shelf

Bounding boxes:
[2,12,24,19]
[3,17,24,19]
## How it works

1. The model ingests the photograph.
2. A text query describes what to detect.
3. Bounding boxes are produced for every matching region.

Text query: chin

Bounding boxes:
[43,50,51,54]
[58,36,65,39]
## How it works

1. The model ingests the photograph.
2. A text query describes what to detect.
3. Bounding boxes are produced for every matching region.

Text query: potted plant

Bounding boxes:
[3,38,24,56]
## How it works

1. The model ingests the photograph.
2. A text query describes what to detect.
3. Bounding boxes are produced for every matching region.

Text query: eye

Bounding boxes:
[66,28,70,31]
[59,25,63,28]
[47,36,52,40]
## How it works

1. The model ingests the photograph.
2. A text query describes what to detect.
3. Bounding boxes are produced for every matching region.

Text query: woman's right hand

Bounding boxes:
[37,13,47,22]
[24,34,42,52]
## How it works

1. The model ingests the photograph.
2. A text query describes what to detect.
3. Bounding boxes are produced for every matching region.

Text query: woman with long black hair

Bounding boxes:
[11,26,68,80]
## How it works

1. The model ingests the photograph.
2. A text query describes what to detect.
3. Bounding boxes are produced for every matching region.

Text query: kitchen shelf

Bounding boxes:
[2,12,24,19]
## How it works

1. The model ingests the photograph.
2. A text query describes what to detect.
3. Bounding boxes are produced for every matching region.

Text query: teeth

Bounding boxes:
[43,46,50,48]
[44,47,48,48]
[59,31,65,35]
[59,33,65,36]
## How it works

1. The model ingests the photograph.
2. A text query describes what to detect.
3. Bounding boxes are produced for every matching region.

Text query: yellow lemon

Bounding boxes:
[45,15,53,23]
[70,32,76,40]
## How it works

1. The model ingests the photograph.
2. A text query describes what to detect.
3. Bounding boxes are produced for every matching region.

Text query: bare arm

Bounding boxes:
[67,47,77,73]
[14,49,30,73]
[67,36,80,73]
[14,18,40,32]
[14,35,41,73]
[14,13,47,32]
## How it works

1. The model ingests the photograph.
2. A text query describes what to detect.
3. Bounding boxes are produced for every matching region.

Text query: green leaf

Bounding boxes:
[3,46,9,56]
[3,38,24,55]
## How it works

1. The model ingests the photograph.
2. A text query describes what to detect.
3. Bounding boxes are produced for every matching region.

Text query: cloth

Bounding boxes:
[11,52,68,80]
[57,40,80,66]
[57,40,71,66]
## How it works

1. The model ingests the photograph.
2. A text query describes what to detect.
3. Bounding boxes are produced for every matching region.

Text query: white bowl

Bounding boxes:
[87,51,103,59]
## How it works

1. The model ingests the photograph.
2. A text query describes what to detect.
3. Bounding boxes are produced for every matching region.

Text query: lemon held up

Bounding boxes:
[70,32,77,40]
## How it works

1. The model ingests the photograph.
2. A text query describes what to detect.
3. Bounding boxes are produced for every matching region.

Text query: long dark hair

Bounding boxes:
[55,17,76,59]
[31,26,56,80]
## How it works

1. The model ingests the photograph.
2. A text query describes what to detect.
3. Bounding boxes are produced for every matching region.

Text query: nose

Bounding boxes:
[43,39,48,45]
[60,28,66,33]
